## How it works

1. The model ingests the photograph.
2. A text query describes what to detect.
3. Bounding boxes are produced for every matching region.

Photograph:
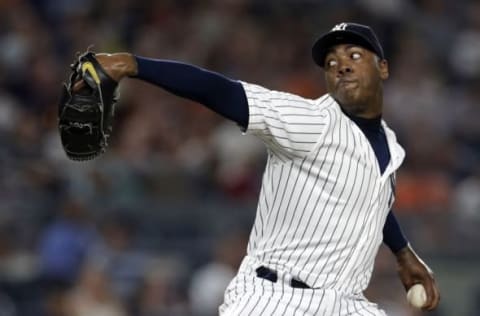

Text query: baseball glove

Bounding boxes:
[58,51,118,161]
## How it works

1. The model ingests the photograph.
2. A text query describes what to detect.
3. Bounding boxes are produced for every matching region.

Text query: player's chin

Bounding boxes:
[336,91,361,108]
[336,84,359,96]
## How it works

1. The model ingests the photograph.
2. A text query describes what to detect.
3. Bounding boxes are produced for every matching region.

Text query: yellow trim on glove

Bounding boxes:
[81,62,101,84]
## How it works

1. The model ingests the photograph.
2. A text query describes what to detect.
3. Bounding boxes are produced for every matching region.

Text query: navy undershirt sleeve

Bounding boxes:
[383,210,408,253]
[133,56,249,129]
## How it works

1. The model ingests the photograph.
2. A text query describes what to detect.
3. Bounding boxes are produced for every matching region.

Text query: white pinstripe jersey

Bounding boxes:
[239,81,405,294]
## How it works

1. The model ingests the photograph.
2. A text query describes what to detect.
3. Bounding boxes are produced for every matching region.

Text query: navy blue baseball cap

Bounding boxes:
[312,22,385,68]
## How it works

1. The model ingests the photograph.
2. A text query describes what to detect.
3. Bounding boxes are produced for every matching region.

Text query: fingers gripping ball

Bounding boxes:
[406,284,427,309]
[58,51,119,161]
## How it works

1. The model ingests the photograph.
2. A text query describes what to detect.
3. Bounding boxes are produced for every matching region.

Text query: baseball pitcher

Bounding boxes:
[59,23,440,315]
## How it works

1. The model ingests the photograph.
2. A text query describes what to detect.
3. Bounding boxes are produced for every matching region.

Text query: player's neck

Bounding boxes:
[340,102,382,119]
[341,107,382,123]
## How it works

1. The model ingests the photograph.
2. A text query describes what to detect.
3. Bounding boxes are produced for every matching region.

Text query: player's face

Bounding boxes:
[323,44,389,116]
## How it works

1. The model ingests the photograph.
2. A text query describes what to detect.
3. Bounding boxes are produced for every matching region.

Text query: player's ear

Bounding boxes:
[378,59,389,80]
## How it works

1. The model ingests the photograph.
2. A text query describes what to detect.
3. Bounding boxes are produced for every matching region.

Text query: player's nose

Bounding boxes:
[337,63,353,76]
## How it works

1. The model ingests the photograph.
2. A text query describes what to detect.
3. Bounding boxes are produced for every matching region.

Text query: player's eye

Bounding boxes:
[351,52,361,60]
[326,59,337,68]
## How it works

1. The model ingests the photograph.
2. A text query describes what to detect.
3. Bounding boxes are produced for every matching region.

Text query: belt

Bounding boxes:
[255,266,310,289]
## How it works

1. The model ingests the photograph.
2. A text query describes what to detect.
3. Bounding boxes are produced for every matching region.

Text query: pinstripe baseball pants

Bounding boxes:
[219,256,387,316]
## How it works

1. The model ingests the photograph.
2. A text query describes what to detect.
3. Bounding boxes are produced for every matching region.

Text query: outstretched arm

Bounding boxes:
[383,210,440,311]
[82,53,249,128]
[84,53,327,157]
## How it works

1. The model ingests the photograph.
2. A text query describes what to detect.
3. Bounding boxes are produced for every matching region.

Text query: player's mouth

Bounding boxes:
[337,79,358,91]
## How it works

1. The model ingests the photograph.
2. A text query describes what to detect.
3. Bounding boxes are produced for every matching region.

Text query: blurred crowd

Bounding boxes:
[0,0,479,315]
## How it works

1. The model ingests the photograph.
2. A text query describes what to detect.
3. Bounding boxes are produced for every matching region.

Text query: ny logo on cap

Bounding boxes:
[332,23,348,31]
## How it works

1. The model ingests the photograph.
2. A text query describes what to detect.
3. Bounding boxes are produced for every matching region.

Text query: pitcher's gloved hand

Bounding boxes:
[58,51,119,161]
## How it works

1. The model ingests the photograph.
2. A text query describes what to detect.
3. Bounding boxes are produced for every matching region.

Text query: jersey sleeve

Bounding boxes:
[240,81,332,158]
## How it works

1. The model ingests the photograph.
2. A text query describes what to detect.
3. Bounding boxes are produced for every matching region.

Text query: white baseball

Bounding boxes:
[406,284,427,308]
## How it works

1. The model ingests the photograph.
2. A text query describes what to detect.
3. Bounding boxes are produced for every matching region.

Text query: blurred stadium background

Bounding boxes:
[0,0,479,315]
